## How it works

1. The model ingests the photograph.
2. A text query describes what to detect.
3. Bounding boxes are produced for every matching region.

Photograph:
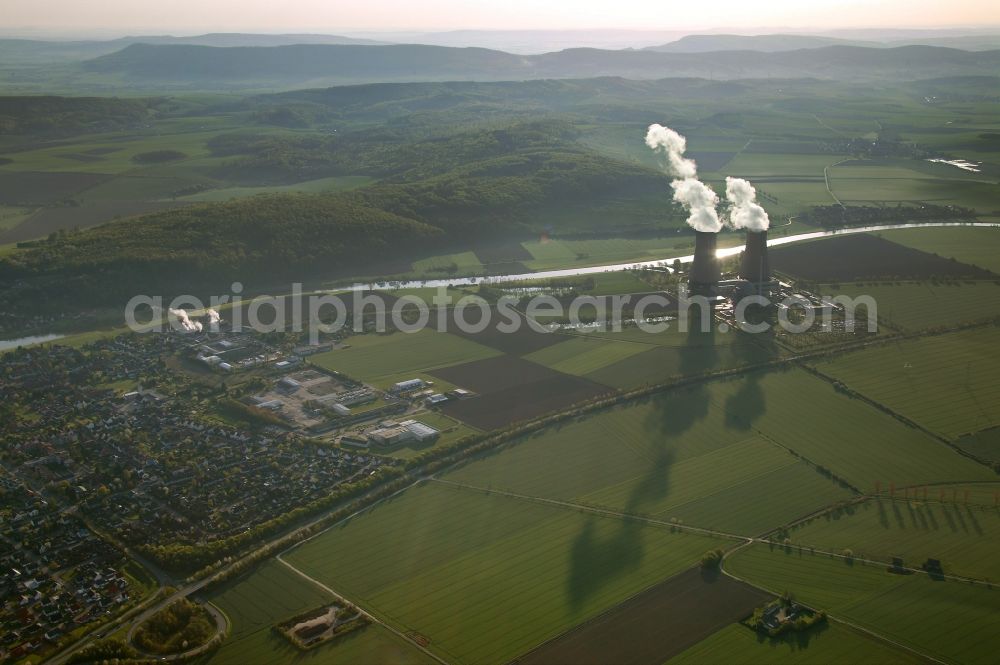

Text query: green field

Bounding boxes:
[815,327,1000,439]
[822,280,1000,333]
[879,226,1000,274]
[284,481,728,664]
[448,367,992,510]
[519,235,746,271]
[444,373,857,535]
[828,160,1000,211]
[201,560,433,665]
[955,427,1000,463]
[786,495,1000,581]
[727,544,1000,664]
[669,621,921,665]
[562,327,779,390]
[309,329,501,388]
[410,251,484,276]
[523,335,651,376]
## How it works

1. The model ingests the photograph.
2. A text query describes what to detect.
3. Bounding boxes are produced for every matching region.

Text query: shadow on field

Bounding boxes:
[754,617,831,650]
[566,517,645,612]
[565,319,772,611]
[723,330,777,430]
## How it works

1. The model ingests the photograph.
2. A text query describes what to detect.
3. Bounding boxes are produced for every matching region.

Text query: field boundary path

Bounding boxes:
[719,540,947,665]
[823,158,851,207]
[275,555,451,665]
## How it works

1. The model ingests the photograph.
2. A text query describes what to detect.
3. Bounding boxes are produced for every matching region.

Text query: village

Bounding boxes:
[0,324,469,661]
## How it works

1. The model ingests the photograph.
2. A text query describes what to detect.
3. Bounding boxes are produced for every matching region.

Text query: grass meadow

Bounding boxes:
[787,495,1000,581]
[284,481,727,664]
[823,280,1000,333]
[815,327,1000,439]
[447,367,993,513]
[727,544,1000,664]
[669,622,921,665]
[201,560,434,665]
[309,329,501,388]
[879,226,1000,274]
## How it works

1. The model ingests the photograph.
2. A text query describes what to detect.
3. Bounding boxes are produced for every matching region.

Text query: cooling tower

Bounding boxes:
[688,231,720,296]
[740,230,771,284]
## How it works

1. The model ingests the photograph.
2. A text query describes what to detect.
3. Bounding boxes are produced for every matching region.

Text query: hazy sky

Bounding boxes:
[3,0,999,34]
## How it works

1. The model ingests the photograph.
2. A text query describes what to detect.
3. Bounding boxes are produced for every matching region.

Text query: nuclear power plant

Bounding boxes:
[738,230,775,295]
[688,231,721,296]
[685,229,775,301]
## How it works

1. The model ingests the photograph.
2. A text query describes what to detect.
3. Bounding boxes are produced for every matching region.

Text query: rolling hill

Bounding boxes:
[79,43,1000,88]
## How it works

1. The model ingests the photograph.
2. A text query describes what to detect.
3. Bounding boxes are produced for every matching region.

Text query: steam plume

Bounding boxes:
[671,179,721,233]
[206,308,221,331]
[645,124,722,233]
[725,177,770,231]
[169,308,203,332]
[645,124,697,179]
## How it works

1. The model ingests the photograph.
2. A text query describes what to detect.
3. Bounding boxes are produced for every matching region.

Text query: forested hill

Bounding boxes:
[0,96,160,135]
[0,196,442,302]
[81,43,1000,87]
[0,120,673,306]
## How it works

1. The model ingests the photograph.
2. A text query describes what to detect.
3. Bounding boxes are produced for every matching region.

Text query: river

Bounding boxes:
[339,221,1000,291]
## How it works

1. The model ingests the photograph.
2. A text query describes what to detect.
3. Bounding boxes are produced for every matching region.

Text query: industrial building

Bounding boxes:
[367,419,440,447]
[390,378,427,394]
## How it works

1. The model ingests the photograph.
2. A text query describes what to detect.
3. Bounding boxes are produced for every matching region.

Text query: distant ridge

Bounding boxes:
[644,34,876,53]
[645,32,1000,53]
[80,42,1000,87]
[0,33,390,65]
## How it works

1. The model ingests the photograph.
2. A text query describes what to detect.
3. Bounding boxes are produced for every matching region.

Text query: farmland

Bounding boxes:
[956,427,1000,463]
[828,160,1000,212]
[6,48,1000,665]
[429,354,610,429]
[670,622,922,665]
[815,327,1000,439]
[726,544,1000,664]
[522,335,651,376]
[785,495,1000,581]
[446,368,992,511]
[200,560,433,665]
[769,233,995,282]
[880,226,1000,274]
[309,329,501,389]
[518,568,768,665]
[283,481,728,664]
[443,376,856,536]
[574,326,779,390]
[821,280,1000,332]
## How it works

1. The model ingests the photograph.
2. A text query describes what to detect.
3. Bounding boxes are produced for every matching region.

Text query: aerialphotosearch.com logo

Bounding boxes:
[124,282,878,343]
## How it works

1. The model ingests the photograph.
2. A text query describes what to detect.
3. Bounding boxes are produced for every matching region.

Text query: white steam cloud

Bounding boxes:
[725,177,770,232]
[645,124,697,179]
[671,179,721,233]
[206,308,221,331]
[645,124,722,233]
[169,308,203,333]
